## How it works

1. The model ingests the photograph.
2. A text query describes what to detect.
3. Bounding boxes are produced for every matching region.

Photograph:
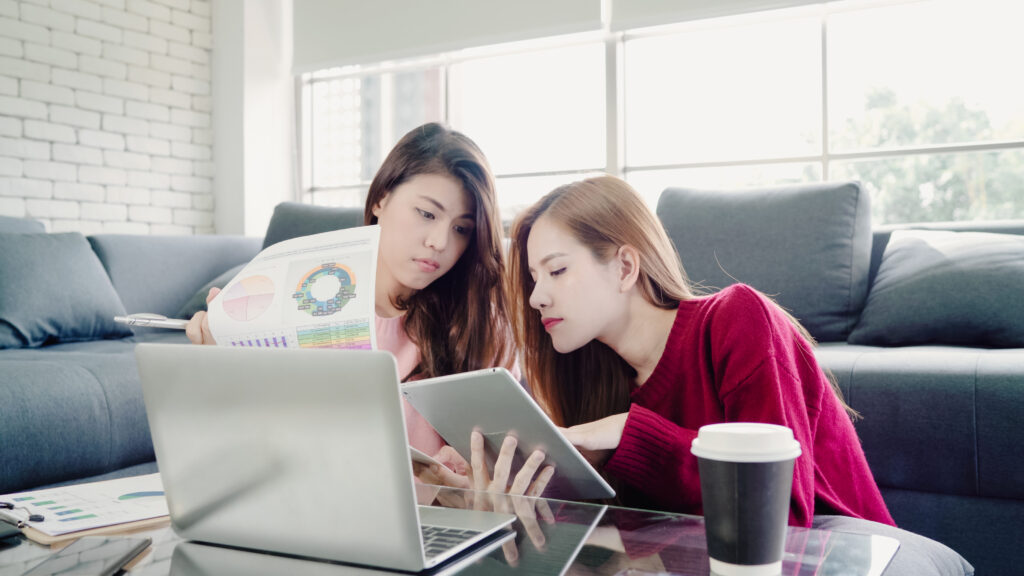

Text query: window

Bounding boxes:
[301,0,1024,225]
[624,14,822,167]
[826,0,1024,223]
[448,43,605,176]
[302,67,444,207]
[828,0,1024,151]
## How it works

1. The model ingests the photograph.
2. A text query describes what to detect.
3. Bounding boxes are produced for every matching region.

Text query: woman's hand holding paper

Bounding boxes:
[185,287,220,345]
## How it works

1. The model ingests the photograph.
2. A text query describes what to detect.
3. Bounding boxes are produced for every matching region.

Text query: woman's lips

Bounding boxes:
[415,258,440,272]
[542,318,562,330]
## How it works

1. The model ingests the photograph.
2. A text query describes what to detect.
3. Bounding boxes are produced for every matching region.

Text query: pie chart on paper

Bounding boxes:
[221,275,275,322]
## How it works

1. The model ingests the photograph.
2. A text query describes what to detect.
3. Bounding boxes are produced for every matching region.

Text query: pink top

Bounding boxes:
[604,284,894,527]
[376,314,446,456]
[376,313,521,459]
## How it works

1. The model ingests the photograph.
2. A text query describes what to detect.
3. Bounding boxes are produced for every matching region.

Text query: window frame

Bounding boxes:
[298,0,1024,219]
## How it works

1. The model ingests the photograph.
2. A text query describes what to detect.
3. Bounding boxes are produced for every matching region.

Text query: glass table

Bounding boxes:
[0,485,898,576]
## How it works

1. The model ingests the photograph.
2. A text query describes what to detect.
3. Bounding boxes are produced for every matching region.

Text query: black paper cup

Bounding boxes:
[691,423,801,576]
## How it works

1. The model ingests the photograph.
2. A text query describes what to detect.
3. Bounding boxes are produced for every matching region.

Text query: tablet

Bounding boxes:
[401,368,615,500]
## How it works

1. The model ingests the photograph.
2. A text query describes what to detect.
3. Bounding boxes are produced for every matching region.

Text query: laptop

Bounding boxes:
[135,343,516,572]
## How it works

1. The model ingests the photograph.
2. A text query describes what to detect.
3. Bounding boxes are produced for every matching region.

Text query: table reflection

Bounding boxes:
[0,487,898,576]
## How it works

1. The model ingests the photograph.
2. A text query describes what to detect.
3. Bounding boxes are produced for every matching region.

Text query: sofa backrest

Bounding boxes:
[868,220,1024,287]
[656,181,873,343]
[262,202,365,249]
[88,234,263,318]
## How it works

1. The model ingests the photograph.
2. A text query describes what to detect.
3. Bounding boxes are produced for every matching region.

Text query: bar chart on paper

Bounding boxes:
[0,473,168,537]
[227,329,296,348]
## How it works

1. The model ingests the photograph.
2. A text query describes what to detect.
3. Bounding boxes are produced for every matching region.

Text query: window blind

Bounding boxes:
[293,0,602,73]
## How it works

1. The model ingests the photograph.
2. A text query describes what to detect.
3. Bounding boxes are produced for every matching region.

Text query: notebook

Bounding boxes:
[135,344,516,572]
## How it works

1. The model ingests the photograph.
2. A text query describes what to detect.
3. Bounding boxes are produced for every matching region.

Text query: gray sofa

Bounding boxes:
[1,203,363,497]
[0,190,1004,574]
[658,181,1023,576]
[0,215,262,494]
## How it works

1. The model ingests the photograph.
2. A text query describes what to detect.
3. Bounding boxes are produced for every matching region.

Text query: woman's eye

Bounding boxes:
[454,225,471,236]
[551,267,566,277]
[416,208,435,220]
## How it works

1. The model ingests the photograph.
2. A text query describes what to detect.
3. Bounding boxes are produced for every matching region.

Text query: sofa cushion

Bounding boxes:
[849,229,1024,347]
[879,488,1018,576]
[175,203,365,317]
[815,343,1024,501]
[262,201,364,249]
[0,349,154,493]
[88,234,262,320]
[38,461,159,490]
[816,344,982,497]
[0,232,132,348]
[0,214,45,233]
[175,262,245,319]
[656,181,872,342]
[867,220,1024,288]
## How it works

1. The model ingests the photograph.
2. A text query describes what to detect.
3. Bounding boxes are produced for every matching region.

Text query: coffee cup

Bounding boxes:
[690,422,802,576]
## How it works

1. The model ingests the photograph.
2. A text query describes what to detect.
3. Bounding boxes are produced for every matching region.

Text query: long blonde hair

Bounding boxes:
[509,175,855,425]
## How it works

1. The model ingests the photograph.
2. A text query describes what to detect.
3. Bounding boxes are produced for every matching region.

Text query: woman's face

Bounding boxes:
[526,215,624,353]
[372,173,476,295]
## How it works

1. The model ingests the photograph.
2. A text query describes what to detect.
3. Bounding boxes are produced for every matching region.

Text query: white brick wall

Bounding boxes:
[0,0,213,234]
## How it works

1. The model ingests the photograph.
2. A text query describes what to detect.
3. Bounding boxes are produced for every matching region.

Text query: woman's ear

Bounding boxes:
[371,193,389,219]
[617,245,641,292]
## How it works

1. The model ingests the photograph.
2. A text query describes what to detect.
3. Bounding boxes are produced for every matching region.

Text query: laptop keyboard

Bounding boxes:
[421,525,482,559]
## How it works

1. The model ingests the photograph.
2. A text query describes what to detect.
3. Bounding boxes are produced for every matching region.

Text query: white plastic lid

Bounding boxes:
[690,422,801,463]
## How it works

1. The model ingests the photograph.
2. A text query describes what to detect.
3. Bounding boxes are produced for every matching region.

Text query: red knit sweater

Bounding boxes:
[604,284,894,527]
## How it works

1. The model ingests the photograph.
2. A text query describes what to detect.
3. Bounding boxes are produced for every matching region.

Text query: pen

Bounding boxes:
[113,313,190,330]
[0,508,32,529]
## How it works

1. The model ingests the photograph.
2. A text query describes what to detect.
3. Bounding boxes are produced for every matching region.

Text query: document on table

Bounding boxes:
[0,474,167,537]
[207,225,380,351]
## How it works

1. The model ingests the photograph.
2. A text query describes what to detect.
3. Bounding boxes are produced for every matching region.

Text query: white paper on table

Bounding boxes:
[0,474,167,537]
[207,226,380,351]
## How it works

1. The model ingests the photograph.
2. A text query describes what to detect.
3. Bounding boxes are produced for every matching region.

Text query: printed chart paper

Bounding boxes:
[208,226,380,350]
[1,474,167,537]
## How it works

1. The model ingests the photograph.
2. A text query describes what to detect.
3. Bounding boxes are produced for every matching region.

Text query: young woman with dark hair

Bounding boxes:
[185,123,517,458]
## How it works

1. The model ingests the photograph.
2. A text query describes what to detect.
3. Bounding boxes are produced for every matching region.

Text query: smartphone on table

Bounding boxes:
[21,535,151,576]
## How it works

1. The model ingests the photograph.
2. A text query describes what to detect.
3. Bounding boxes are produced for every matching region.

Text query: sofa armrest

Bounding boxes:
[88,234,263,318]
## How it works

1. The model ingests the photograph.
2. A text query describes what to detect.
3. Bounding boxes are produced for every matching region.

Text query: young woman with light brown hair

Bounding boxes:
[504,174,893,527]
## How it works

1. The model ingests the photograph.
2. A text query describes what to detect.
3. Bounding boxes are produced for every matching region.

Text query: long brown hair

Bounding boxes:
[509,176,696,426]
[509,175,855,426]
[365,123,514,379]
